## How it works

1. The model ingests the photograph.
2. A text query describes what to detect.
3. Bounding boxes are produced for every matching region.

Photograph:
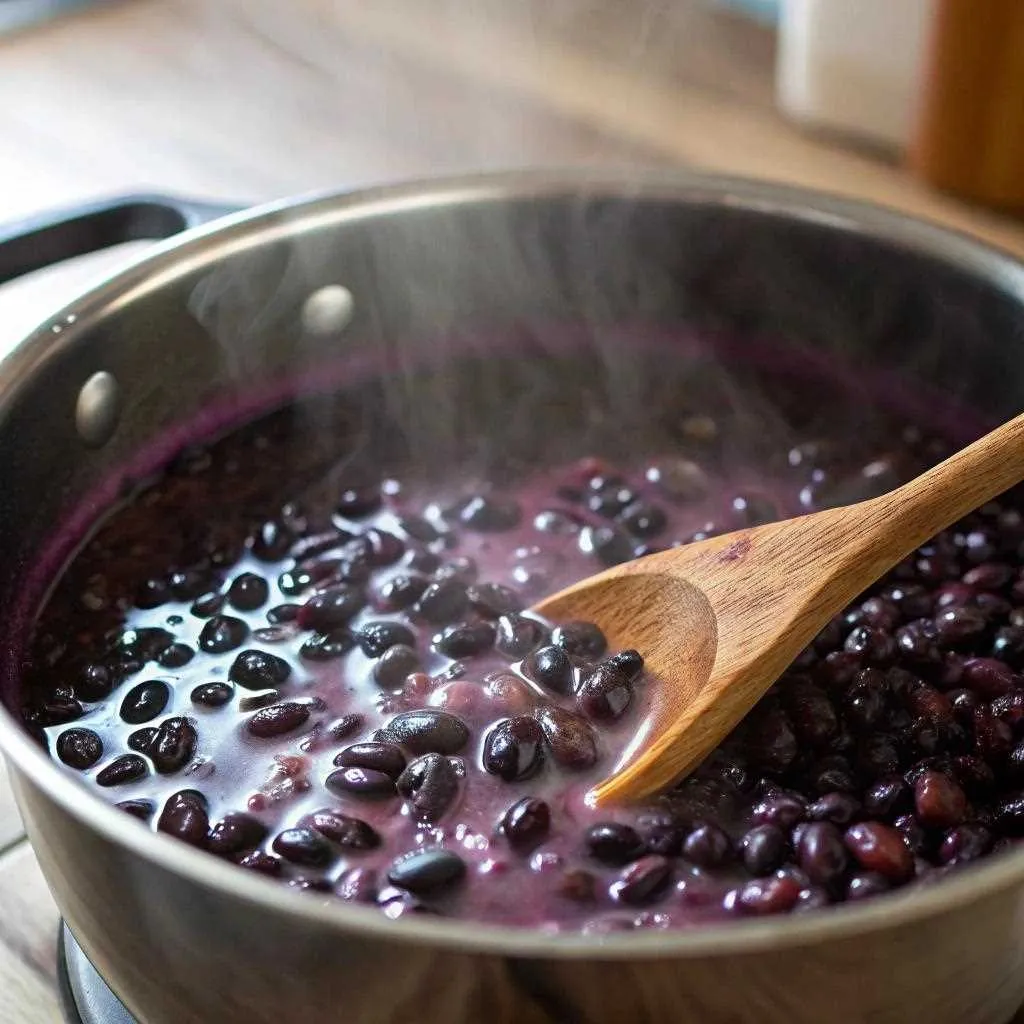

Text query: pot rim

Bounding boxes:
[3,167,1024,960]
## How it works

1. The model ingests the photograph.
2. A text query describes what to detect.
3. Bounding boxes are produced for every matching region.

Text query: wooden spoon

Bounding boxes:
[533,412,1024,807]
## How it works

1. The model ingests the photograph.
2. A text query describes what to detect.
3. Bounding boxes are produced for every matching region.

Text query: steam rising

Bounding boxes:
[178,1,980,501]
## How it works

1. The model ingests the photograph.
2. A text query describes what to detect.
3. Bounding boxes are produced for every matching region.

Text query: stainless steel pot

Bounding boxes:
[1,171,1024,1024]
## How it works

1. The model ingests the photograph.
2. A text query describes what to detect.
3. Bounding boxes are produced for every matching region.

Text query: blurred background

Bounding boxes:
[0,0,1022,1018]
[1,0,1022,347]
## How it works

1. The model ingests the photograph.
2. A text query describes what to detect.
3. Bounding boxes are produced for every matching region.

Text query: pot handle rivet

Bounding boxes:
[76,371,121,448]
[301,285,354,336]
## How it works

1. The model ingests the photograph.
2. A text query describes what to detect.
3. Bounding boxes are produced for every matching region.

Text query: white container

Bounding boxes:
[776,0,937,150]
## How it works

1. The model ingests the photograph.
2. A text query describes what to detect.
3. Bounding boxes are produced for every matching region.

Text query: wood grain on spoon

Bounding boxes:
[534,411,1024,806]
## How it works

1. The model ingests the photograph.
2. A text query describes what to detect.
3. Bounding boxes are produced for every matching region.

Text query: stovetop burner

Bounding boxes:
[57,923,137,1024]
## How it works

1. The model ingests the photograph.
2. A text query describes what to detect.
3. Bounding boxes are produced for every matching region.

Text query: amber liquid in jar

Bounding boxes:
[910,0,1024,212]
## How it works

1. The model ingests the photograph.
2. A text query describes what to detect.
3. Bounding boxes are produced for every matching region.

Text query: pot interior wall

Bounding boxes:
[1,191,1023,705]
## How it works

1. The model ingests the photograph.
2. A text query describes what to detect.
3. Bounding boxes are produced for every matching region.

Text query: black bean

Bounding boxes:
[227,572,269,611]
[585,823,645,865]
[325,767,396,798]
[807,792,861,827]
[364,529,404,567]
[846,872,891,901]
[397,515,443,543]
[300,630,356,661]
[433,621,496,658]
[377,710,470,755]
[743,707,798,772]
[167,569,214,601]
[157,643,195,669]
[238,851,283,877]
[134,577,170,610]
[77,664,114,701]
[252,626,291,645]
[551,621,608,659]
[278,570,313,597]
[797,822,849,887]
[587,484,636,518]
[297,586,364,631]
[735,875,802,916]
[413,579,469,624]
[127,728,157,755]
[250,520,294,562]
[914,770,967,827]
[843,822,915,881]
[494,614,547,658]
[190,682,234,708]
[962,657,1018,697]
[32,686,83,727]
[322,715,365,744]
[334,742,407,779]
[459,495,521,532]
[56,728,103,770]
[198,615,249,654]
[190,591,226,618]
[375,574,428,612]
[158,790,208,847]
[119,680,171,725]
[534,705,598,769]
[645,458,709,501]
[151,717,198,774]
[636,813,687,856]
[372,644,422,689]
[337,867,379,902]
[240,688,284,712]
[433,556,478,586]
[739,825,787,875]
[116,627,176,663]
[396,753,461,822]
[523,645,574,695]
[388,849,466,893]
[682,824,732,868]
[290,530,348,561]
[500,797,551,849]
[782,680,838,747]
[619,501,668,539]
[267,603,301,625]
[466,582,523,619]
[336,484,381,519]
[482,716,545,782]
[207,812,268,857]
[610,855,671,905]
[303,810,381,850]
[273,827,335,867]
[992,626,1024,667]
[247,702,311,739]
[938,824,992,865]
[227,650,291,690]
[116,799,155,822]
[607,649,644,681]
[844,625,895,664]
[576,662,633,721]
[579,524,635,567]
[358,621,417,658]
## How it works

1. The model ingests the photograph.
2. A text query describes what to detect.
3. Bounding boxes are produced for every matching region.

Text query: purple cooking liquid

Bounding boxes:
[17,357,1024,932]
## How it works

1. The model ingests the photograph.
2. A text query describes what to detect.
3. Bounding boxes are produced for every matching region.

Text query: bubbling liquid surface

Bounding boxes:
[19,385,1024,931]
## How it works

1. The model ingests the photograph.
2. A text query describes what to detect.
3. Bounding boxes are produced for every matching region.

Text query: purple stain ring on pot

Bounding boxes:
[14,365,1024,935]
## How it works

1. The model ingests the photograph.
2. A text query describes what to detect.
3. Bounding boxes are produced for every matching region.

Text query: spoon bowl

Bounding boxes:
[534,411,1024,805]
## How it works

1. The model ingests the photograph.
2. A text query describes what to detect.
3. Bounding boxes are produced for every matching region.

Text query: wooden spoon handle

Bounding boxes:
[865,410,1024,558]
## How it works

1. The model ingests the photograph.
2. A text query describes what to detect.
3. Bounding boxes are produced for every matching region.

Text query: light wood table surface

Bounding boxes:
[0,2,1023,1020]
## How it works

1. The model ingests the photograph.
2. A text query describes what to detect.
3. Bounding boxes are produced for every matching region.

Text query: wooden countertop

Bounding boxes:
[0,2,1022,1019]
